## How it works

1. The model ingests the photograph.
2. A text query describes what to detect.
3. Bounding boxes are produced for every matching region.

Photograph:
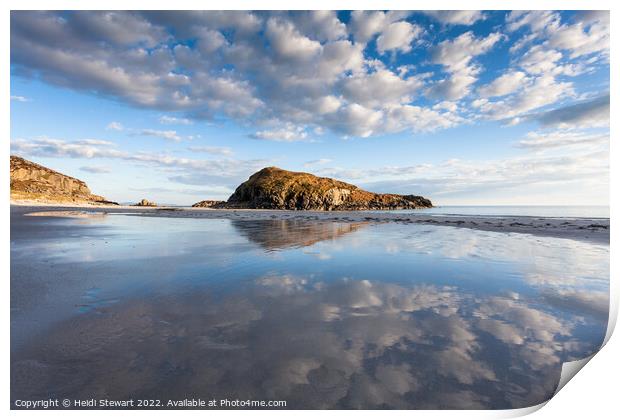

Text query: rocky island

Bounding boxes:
[192,200,226,208]
[195,167,432,210]
[10,155,118,205]
[133,198,157,207]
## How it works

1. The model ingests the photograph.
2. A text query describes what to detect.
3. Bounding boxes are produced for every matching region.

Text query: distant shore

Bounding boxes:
[11,202,610,244]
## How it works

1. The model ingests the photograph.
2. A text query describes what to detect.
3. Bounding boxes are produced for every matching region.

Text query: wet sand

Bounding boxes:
[10,204,610,409]
[12,203,610,244]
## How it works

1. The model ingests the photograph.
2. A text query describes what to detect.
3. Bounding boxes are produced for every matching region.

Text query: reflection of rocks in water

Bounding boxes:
[231,219,368,250]
[11,276,607,409]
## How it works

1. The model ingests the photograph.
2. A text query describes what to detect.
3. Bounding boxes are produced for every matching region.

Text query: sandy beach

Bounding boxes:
[10,201,610,409]
[12,202,610,244]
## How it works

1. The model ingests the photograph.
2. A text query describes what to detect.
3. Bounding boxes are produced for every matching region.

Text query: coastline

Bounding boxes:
[11,202,610,244]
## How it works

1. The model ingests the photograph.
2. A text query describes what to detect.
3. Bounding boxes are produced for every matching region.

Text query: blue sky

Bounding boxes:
[10,11,609,205]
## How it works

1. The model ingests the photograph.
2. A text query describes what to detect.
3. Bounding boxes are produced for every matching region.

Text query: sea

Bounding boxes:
[378,205,609,218]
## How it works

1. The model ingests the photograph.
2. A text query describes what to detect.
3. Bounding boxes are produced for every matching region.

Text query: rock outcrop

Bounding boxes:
[10,155,117,205]
[133,198,157,207]
[211,167,432,210]
[192,200,226,208]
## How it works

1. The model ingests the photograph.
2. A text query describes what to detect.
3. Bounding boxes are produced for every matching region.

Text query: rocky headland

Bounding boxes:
[10,155,118,205]
[194,167,432,211]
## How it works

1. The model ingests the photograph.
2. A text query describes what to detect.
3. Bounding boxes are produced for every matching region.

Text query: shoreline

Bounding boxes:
[10,202,610,244]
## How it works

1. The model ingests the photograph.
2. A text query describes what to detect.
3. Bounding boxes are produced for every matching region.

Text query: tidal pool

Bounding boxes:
[10,207,609,409]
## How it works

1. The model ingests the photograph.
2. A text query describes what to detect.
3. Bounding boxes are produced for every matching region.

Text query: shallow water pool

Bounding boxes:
[10,207,609,409]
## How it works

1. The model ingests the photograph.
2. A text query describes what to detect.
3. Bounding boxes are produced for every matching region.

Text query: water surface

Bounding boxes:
[375,205,609,218]
[10,207,609,409]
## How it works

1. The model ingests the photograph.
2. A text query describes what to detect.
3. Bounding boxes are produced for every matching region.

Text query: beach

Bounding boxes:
[10,204,610,409]
[12,203,611,244]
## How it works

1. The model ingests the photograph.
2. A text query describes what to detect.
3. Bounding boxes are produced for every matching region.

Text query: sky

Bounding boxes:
[9,10,610,206]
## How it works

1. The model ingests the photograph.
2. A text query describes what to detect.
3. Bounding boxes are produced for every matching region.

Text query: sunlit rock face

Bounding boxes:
[10,155,117,205]
[222,167,433,210]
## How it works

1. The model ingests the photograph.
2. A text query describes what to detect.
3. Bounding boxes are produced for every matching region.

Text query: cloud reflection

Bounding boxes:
[11,274,606,409]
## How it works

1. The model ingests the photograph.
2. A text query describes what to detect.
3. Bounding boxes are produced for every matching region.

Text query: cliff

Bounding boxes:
[200,167,432,210]
[10,155,117,205]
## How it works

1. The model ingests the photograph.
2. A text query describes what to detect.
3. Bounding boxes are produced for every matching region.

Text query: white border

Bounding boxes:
[2,1,617,419]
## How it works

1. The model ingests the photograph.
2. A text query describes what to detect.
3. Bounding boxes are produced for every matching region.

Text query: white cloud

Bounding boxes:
[432,101,458,112]
[317,40,365,81]
[505,10,560,34]
[384,104,462,133]
[376,21,422,54]
[506,10,609,60]
[476,75,574,122]
[328,103,383,138]
[11,136,270,190]
[341,69,421,108]
[422,11,485,26]
[9,11,610,141]
[187,146,233,156]
[251,124,308,142]
[78,139,116,146]
[508,33,537,55]
[313,95,342,114]
[431,31,502,74]
[11,137,124,159]
[478,71,527,98]
[69,11,168,47]
[10,95,29,102]
[159,115,192,125]
[518,46,563,75]
[548,12,609,58]
[265,17,322,62]
[79,165,111,174]
[195,28,228,54]
[12,11,263,119]
[139,129,182,142]
[517,130,609,150]
[303,158,332,168]
[363,149,607,205]
[576,11,610,26]
[348,11,412,45]
[427,73,478,101]
[106,121,124,131]
[428,31,502,100]
[315,124,608,205]
[291,11,347,42]
[348,11,389,43]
